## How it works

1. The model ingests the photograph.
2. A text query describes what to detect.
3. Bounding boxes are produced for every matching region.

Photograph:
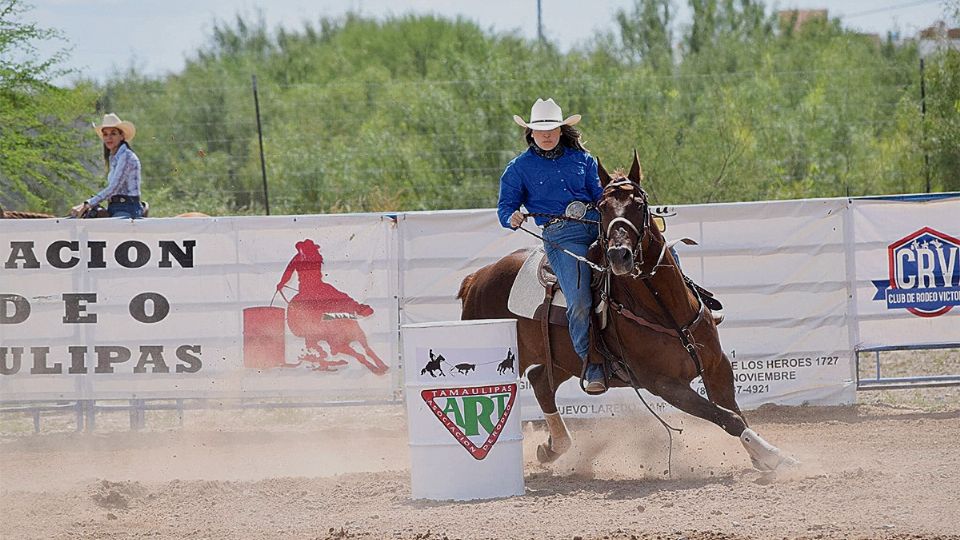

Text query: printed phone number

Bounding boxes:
[695,384,772,396]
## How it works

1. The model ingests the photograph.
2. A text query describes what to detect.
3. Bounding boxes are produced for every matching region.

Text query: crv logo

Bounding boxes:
[872,227,960,317]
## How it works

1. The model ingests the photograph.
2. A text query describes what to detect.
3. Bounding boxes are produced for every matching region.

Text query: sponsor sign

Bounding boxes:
[872,227,960,317]
[0,216,394,401]
[420,383,517,460]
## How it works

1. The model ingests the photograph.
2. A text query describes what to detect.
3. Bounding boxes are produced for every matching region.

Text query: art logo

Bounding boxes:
[872,227,960,317]
[421,384,517,460]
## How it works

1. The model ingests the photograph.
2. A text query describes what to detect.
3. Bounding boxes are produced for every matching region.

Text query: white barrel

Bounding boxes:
[402,319,524,501]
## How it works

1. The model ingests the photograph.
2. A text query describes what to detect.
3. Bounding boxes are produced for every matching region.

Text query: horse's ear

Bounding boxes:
[597,157,612,187]
[629,149,644,183]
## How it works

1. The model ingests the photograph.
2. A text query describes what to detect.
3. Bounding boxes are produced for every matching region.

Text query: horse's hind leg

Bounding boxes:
[354,336,389,374]
[342,343,388,375]
[528,364,573,463]
[702,352,746,422]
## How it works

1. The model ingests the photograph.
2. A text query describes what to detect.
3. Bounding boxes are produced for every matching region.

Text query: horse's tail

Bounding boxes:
[457,272,477,304]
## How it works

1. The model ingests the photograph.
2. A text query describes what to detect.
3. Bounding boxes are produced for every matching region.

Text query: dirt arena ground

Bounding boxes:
[2,383,959,540]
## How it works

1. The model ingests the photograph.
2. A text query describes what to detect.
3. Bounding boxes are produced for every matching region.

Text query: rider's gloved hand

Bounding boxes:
[509,210,526,229]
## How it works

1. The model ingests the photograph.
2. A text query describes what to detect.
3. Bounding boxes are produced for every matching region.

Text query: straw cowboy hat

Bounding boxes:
[512,98,581,131]
[93,113,136,141]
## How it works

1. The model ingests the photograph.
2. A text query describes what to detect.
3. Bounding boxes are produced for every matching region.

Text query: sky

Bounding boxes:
[23,0,954,85]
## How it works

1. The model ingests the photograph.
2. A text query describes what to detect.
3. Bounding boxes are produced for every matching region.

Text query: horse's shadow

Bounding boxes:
[523,469,739,500]
[401,472,739,508]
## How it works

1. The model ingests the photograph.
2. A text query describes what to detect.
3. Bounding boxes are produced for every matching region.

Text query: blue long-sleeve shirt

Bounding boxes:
[497,147,603,228]
[87,144,141,206]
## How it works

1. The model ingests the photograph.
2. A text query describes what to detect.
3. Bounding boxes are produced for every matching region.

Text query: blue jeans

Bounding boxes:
[108,200,143,219]
[670,246,682,271]
[542,210,600,360]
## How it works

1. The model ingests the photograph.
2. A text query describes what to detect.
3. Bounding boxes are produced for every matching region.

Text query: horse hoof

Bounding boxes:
[741,428,799,472]
[536,442,563,463]
[751,454,800,472]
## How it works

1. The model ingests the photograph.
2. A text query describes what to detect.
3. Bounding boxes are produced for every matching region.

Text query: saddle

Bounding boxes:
[506,246,724,326]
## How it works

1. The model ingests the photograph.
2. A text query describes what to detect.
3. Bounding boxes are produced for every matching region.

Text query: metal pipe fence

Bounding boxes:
[856,343,960,390]
[0,397,402,433]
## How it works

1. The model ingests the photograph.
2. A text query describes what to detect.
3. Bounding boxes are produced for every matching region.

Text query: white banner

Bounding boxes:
[0,215,397,401]
[668,198,856,408]
[6,194,955,409]
[400,198,857,418]
[852,196,960,348]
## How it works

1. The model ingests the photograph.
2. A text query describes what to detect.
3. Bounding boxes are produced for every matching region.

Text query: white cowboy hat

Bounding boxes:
[93,113,136,142]
[512,98,581,131]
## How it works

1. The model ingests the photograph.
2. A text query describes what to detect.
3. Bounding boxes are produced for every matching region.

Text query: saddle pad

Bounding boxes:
[508,248,567,319]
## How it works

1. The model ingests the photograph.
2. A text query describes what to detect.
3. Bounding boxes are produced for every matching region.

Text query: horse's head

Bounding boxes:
[597,150,661,277]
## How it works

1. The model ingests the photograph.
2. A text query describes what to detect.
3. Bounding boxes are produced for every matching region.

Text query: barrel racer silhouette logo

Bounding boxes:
[872,227,960,318]
[242,239,388,374]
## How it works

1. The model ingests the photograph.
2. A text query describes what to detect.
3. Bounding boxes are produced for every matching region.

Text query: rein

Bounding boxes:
[516,224,606,273]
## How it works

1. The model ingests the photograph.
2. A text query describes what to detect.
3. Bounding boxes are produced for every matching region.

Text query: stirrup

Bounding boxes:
[711,310,724,325]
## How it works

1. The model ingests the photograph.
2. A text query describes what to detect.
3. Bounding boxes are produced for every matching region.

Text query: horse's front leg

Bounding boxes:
[527,364,573,463]
[651,377,798,471]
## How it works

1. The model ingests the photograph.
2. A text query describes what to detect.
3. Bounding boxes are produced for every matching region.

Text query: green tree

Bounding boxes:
[612,0,674,72]
[0,0,95,213]
[76,2,955,216]
[924,48,960,192]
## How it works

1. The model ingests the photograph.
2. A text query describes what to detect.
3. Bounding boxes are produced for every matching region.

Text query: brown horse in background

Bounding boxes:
[0,203,208,219]
[458,151,796,471]
[0,204,55,218]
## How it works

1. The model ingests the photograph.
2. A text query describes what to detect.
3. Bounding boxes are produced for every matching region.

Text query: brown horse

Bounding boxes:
[0,203,208,219]
[0,204,55,218]
[458,151,796,472]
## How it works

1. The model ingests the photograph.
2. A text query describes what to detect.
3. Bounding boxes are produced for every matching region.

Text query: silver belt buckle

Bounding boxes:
[564,201,587,220]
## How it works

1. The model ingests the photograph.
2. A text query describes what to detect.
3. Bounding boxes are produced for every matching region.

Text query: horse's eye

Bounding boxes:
[598,200,608,208]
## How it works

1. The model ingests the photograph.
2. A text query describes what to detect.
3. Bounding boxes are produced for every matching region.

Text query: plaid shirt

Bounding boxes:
[87,144,141,206]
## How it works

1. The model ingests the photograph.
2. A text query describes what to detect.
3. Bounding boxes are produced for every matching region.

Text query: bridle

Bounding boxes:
[597,177,666,280]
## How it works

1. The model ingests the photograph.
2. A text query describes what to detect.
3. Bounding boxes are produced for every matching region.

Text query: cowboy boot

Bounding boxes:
[582,356,606,394]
